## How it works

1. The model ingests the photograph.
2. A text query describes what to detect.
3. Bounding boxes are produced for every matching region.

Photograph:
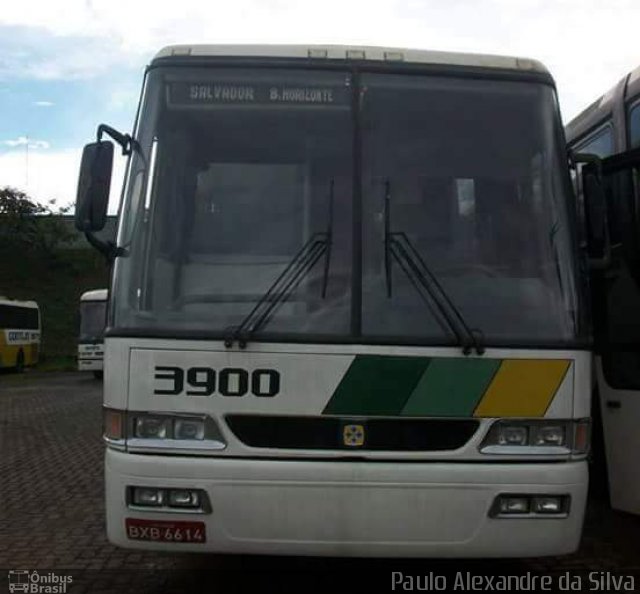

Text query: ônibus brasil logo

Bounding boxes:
[8,570,72,594]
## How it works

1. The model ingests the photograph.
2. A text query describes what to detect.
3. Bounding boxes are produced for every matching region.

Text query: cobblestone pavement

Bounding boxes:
[1,372,639,593]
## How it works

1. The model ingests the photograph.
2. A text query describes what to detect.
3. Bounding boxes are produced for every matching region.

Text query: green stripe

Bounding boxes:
[323,355,431,416]
[400,358,500,417]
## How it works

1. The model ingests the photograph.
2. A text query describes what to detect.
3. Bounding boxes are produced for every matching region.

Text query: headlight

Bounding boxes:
[174,418,205,440]
[531,425,566,447]
[480,419,589,455]
[135,416,171,439]
[103,410,226,452]
[497,425,528,446]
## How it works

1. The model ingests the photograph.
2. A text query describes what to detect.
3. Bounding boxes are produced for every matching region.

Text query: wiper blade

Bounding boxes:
[321,178,335,298]
[226,179,335,348]
[226,233,328,348]
[383,180,484,355]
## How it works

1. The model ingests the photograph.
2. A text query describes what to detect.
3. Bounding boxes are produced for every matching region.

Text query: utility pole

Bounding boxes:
[25,135,29,189]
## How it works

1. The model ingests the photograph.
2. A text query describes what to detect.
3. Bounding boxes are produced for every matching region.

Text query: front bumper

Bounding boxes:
[106,449,587,557]
[78,358,103,371]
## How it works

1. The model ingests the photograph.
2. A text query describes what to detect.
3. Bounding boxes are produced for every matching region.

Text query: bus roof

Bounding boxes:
[0,297,38,309]
[152,44,548,74]
[80,289,108,302]
[566,63,640,144]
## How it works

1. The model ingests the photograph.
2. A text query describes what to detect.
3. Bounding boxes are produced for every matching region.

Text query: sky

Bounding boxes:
[0,0,638,213]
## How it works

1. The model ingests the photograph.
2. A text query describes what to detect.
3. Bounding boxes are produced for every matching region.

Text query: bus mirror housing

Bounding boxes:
[75,141,113,233]
[583,166,610,267]
[572,152,611,269]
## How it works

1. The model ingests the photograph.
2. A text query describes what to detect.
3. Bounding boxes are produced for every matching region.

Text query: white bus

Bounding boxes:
[566,65,640,515]
[78,289,108,379]
[0,297,40,372]
[73,45,640,557]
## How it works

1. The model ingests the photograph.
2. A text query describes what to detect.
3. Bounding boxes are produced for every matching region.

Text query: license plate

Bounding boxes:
[126,518,206,543]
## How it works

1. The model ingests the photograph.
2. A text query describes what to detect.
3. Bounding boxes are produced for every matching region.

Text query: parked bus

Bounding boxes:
[78,289,108,379]
[566,65,640,515]
[73,45,639,557]
[0,297,40,372]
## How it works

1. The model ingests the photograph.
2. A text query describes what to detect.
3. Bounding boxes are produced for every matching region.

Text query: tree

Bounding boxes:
[0,186,75,253]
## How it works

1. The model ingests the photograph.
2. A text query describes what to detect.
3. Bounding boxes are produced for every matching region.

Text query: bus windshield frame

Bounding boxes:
[109,61,587,349]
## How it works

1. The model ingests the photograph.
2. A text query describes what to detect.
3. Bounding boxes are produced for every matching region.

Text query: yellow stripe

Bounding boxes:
[473,359,570,418]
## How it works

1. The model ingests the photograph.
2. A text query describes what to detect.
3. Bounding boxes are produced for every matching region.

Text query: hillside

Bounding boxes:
[0,244,109,361]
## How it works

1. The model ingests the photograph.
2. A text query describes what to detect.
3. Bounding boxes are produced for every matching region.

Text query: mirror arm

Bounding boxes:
[571,151,603,174]
[84,231,127,264]
[97,124,138,157]
[588,248,612,270]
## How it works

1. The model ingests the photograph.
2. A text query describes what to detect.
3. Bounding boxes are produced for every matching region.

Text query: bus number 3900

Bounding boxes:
[153,366,280,397]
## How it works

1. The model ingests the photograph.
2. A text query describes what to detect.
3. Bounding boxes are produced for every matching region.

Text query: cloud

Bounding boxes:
[2,136,50,149]
[33,100,54,107]
[0,25,141,81]
[0,147,125,213]
[1,0,639,119]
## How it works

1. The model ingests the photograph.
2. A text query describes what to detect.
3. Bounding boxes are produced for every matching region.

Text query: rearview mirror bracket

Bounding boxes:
[85,231,127,264]
[97,124,140,157]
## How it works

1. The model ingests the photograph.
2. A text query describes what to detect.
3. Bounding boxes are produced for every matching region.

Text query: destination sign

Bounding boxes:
[169,82,350,107]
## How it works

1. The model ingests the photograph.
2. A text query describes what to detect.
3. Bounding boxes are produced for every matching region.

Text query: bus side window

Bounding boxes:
[575,126,614,159]
[629,101,640,148]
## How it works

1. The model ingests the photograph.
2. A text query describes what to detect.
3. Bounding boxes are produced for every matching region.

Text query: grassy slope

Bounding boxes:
[0,246,109,361]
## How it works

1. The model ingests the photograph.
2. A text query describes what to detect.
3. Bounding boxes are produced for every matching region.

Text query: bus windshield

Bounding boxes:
[80,301,107,342]
[112,66,583,346]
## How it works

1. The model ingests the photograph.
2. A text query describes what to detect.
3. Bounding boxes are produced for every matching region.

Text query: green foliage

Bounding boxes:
[0,186,75,253]
[0,216,110,359]
[1,187,110,360]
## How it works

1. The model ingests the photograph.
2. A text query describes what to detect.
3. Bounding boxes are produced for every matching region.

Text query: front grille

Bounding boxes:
[225,415,479,451]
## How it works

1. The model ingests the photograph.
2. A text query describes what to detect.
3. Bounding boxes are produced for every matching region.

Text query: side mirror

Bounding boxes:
[572,152,611,269]
[583,165,608,257]
[75,141,113,232]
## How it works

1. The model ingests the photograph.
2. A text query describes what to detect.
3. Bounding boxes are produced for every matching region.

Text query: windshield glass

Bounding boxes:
[361,74,578,343]
[80,301,106,341]
[114,67,353,337]
[112,65,582,346]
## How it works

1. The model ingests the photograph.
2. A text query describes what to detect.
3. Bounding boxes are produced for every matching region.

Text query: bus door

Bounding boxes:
[585,147,640,514]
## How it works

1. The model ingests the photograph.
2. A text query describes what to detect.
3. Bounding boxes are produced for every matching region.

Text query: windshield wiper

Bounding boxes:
[226,179,335,348]
[383,179,484,355]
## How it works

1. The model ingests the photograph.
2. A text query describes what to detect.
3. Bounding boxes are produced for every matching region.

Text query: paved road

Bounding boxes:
[1,372,639,593]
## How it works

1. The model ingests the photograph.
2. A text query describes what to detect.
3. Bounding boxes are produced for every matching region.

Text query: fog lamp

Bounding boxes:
[132,487,164,507]
[498,496,530,515]
[532,496,565,514]
[168,489,201,508]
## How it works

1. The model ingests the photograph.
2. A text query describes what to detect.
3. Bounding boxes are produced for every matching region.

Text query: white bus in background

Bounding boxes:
[78,289,108,379]
[0,297,40,372]
[566,65,640,515]
[73,44,640,557]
